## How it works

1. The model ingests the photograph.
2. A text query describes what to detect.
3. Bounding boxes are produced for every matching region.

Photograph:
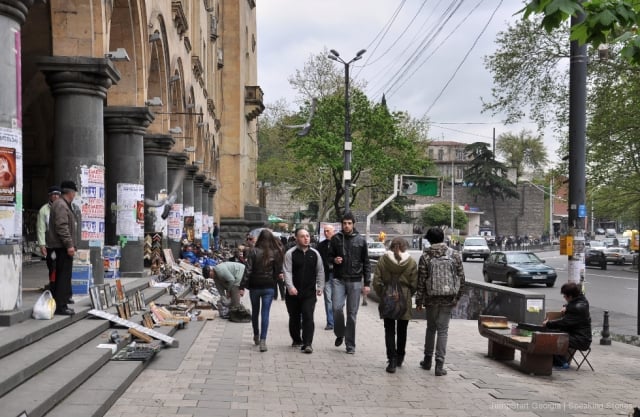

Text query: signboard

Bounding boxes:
[400,175,440,197]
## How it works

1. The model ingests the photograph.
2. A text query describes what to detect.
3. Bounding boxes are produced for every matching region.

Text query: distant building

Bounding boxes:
[427,141,471,183]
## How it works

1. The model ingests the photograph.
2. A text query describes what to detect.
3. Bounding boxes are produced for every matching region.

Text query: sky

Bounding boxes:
[256,0,560,163]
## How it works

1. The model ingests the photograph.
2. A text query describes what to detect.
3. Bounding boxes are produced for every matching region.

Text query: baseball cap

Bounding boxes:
[60,180,78,192]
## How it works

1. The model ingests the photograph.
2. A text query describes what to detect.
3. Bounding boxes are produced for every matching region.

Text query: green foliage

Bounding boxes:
[420,202,468,230]
[496,129,549,181]
[378,196,415,223]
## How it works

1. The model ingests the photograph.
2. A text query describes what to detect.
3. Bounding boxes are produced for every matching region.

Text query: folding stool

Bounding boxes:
[567,347,594,371]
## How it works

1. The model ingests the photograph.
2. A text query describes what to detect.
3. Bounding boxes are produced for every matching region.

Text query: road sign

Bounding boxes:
[400,175,440,197]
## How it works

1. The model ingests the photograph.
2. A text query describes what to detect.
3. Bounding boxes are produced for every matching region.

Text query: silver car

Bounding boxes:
[367,242,386,259]
[461,236,490,262]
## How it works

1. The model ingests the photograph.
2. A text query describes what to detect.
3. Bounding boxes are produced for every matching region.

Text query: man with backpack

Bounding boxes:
[415,227,465,376]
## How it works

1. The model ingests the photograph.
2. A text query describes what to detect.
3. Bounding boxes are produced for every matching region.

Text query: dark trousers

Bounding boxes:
[45,248,56,291]
[273,280,286,300]
[285,294,317,346]
[384,318,409,360]
[53,248,73,310]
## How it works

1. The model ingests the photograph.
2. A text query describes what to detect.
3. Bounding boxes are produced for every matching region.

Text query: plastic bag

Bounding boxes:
[33,290,56,320]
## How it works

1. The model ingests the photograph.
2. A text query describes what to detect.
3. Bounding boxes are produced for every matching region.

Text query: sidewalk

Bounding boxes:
[104,293,640,417]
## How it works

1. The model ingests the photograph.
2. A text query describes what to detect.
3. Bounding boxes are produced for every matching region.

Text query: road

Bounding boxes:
[407,249,639,334]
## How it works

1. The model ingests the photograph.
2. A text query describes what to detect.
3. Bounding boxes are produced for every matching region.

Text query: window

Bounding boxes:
[456,149,465,160]
[437,149,444,161]
[428,149,433,159]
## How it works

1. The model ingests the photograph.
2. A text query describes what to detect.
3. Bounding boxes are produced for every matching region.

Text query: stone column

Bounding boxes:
[194,174,204,245]
[38,56,120,286]
[182,164,198,243]
[0,0,35,312]
[202,180,211,250]
[208,185,217,245]
[104,107,154,277]
[143,135,175,256]
[167,153,188,261]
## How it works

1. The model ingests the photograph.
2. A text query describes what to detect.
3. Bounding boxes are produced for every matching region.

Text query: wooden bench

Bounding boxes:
[478,315,569,376]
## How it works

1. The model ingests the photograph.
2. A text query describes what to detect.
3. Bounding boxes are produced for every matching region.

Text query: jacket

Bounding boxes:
[316,238,333,280]
[240,247,283,290]
[46,197,77,249]
[545,294,592,350]
[328,229,371,285]
[283,245,324,298]
[212,262,245,287]
[415,243,465,307]
[37,202,51,247]
[372,250,418,321]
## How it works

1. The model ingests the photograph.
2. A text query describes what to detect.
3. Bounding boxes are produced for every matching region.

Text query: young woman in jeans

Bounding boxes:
[240,229,284,352]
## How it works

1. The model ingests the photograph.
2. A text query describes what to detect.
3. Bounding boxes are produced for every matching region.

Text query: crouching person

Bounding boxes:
[211,261,250,322]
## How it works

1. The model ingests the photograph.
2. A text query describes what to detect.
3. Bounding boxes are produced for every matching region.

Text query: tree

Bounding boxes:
[463,142,519,236]
[420,202,468,231]
[496,129,549,182]
[378,196,415,223]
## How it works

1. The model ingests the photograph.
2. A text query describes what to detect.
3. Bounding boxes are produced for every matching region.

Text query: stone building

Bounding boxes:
[0,0,263,311]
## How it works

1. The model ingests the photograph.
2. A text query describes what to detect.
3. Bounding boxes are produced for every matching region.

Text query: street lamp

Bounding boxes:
[328,48,366,214]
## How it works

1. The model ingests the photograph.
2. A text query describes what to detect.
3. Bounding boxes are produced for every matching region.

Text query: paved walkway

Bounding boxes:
[104,293,640,417]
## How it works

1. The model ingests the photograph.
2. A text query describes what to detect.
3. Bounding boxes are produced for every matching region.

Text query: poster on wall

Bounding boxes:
[79,165,105,246]
[194,212,202,240]
[0,127,22,240]
[167,203,183,242]
[116,183,144,239]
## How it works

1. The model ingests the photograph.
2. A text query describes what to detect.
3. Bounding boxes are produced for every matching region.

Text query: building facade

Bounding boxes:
[426,140,471,182]
[0,0,263,311]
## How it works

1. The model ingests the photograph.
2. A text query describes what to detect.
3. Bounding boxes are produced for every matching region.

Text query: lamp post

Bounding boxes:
[328,48,366,214]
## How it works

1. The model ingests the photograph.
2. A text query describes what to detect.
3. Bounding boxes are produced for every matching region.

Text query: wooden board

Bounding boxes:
[88,309,178,346]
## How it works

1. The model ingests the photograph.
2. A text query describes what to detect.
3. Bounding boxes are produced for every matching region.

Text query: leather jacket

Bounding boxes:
[328,229,371,285]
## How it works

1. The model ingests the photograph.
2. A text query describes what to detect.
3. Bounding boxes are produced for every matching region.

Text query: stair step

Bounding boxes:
[0,317,109,397]
[0,333,114,417]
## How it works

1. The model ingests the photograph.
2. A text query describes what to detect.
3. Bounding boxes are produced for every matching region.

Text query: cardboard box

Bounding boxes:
[72,265,92,279]
[72,279,91,295]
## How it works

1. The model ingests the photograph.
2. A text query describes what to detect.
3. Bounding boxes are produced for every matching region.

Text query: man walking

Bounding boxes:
[212,222,220,250]
[317,224,335,330]
[283,228,324,353]
[415,227,465,376]
[37,186,61,291]
[46,181,78,315]
[329,212,371,354]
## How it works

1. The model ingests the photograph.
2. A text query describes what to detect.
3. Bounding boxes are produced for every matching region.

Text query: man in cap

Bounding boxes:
[37,186,61,291]
[46,180,78,315]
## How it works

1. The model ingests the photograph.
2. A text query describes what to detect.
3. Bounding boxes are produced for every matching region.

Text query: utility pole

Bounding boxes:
[567,9,588,285]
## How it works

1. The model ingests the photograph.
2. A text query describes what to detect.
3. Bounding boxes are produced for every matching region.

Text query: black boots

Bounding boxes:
[386,357,397,373]
[420,355,432,370]
[396,354,405,367]
[435,360,447,376]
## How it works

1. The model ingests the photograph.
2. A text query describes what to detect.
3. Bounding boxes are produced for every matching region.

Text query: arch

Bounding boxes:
[146,14,170,133]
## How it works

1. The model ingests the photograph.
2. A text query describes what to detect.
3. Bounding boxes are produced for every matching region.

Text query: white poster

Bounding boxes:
[195,212,202,238]
[202,214,209,233]
[116,183,144,239]
[167,203,183,241]
[0,127,22,240]
[79,165,105,246]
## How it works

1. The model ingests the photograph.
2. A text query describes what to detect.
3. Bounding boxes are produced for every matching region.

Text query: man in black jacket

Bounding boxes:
[329,212,371,354]
[283,228,324,353]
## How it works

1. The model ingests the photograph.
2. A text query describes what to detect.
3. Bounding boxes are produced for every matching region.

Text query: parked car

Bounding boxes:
[604,237,619,247]
[585,249,607,270]
[482,251,557,287]
[605,228,617,238]
[367,241,386,259]
[595,227,606,235]
[588,240,607,249]
[461,236,490,262]
[603,247,631,265]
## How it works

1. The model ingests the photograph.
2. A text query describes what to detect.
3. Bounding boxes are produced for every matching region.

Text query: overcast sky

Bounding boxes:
[256,1,560,163]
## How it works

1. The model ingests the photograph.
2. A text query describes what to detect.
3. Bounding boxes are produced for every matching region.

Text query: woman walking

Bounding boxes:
[240,229,284,352]
[372,237,418,373]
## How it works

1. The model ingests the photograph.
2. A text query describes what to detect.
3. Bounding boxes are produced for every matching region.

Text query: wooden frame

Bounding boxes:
[90,286,102,310]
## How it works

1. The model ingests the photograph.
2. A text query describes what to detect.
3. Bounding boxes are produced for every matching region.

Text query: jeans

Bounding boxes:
[285,294,317,346]
[249,288,275,340]
[323,274,334,327]
[384,318,409,360]
[332,279,362,350]
[424,304,453,363]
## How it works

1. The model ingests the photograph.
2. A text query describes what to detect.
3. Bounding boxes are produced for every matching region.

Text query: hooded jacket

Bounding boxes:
[328,229,371,285]
[545,294,592,350]
[372,250,418,321]
[415,242,465,307]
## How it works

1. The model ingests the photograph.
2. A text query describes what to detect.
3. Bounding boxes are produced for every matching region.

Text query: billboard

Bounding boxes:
[400,175,441,197]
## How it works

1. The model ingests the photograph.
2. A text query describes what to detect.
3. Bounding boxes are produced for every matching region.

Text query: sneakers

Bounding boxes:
[259,340,268,352]
[253,335,260,346]
[324,325,334,330]
[303,345,313,354]
[554,362,570,370]
[292,341,303,348]
[346,347,355,354]
[335,337,344,347]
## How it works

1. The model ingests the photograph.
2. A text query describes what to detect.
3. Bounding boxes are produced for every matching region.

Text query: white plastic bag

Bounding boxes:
[32,290,56,320]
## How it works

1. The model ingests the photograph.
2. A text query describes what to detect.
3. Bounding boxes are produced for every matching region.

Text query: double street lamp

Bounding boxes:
[328,48,366,214]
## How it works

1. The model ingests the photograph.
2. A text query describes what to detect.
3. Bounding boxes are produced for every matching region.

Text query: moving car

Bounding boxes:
[482,251,557,287]
[461,236,490,262]
[603,247,631,265]
[585,249,607,270]
[588,240,607,249]
[367,241,386,259]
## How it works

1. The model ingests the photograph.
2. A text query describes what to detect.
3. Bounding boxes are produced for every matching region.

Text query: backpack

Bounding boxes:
[427,248,460,296]
[379,278,406,320]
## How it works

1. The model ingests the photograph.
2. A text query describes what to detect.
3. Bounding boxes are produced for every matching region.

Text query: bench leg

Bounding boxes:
[520,352,553,376]
[488,340,515,360]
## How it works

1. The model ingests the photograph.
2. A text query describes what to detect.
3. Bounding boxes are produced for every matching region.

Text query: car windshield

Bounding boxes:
[506,253,541,264]
[368,242,385,249]
[465,239,486,246]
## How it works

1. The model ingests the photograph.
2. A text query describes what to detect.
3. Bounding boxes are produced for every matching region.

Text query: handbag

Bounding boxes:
[32,290,56,320]
[379,278,406,320]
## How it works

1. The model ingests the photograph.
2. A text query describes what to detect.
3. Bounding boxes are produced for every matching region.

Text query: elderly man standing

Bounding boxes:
[317,224,335,330]
[37,185,61,291]
[46,181,78,315]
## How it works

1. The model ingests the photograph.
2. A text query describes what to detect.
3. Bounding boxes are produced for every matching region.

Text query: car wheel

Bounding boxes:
[546,281,555,288]
[483,272,492,283]
[601,262,607,270]
[507,274,516,287]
